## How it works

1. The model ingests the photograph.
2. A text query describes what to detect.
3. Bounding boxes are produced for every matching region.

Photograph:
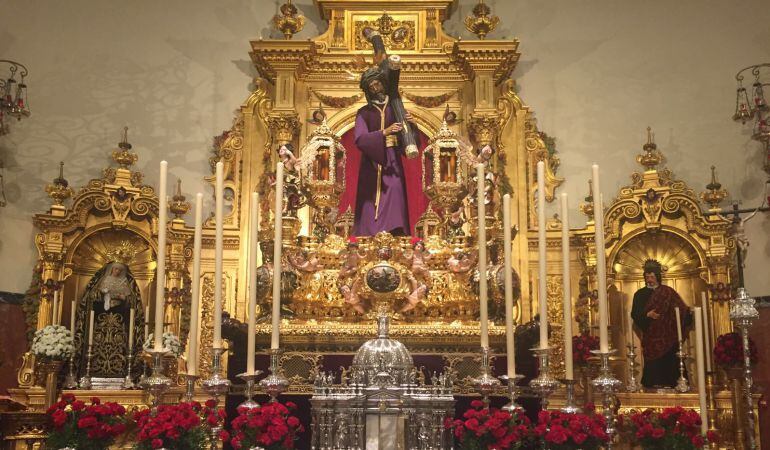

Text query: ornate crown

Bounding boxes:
[104,240,140,265]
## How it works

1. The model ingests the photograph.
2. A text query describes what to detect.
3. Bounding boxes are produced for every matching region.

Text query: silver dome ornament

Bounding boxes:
[352,314,413,386]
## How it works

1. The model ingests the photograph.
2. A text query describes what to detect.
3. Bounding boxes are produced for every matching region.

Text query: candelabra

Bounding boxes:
[529,347,559,410]
[560,379,582,414]
[238,371,263,409]
[472,347,501,405]
[498,374,523,412]
[122,347,136,389]
[625,342,640,393]
[0,60,31,136]
[202,347,231,450]
[730,287,759,450]
[591,350,622,450]
[78,343,94,389]
[141,348,172,408]
[705,371,719,449]
[63,353,78,389]
[732,63,770,175]
[183,373,200,403]
[675,341,690,393]
[259,348,289,402]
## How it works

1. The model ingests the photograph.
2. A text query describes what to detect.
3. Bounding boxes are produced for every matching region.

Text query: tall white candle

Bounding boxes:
[247,192,260,374]
[476,164,489,349]
[58,291,64,326]
[675,307,683,342]
[187,193,203,376]
[70,301,76,334]
[591,164,609,353]
[537,161,548,349]
[502,194,515,376]
[214,162,224,349]
[128,308,135,350]
[88,310,95,347]
[271,162,284,350]
[52,291,59,325]
[154,161,168,351]
[560,193,574,380]
[694,307,709,434]
[701,292,712,372]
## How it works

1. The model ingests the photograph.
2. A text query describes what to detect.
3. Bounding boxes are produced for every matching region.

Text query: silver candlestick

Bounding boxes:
[498,374,524,412]
[78,343,94,389]
[183,373,200,402]
[202,347,231,401]
[141,348,172,408]
[675,341,690,393]
[625,342,640,393]
[238,371,263,409]
[560,379,582,414]
[63,354,78,389]
[259,348,289,402]
[529,346,559,410]
[122,347,136,389]
[730,287,759,450]
[591,349,622,450]
[472,347,501,405]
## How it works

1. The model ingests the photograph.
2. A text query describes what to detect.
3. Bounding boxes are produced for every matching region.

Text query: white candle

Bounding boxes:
[88,310,95,347]
[476,164,489,349]
[701,292,712,372]
[128,308,135,350]
[537,161,548,349]
[187,193,203,376]
[58,291,64,326]
[502,194,515,376]
[675,307,683,343]
[69,301,76,334]
[271,162,284,350]
[560,193,574,379]
[52,291,59,325]
[592,164,609,353]
[247,192,260,374]
[144,305,150,344]
[214,162,224,349]
[154,160,168,351]
[694,307,709,434]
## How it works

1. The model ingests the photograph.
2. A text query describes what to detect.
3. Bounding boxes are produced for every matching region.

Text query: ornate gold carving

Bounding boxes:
[467,113,500,148]
[198,275,215,379]
[266,113,301,147]
[354,13,416,51]
[464,0,500,40]
[311,89,362,109]
[546,274,565,377]
[112,127,138,169]
[636,127,664,171]
[402,89,457,108]
[273,0,306,40]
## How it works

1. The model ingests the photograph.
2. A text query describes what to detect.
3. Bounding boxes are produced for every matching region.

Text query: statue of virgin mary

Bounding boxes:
[73,261,145,384]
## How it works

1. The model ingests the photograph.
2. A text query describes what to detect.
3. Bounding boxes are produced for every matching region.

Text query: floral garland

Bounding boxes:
[133,401,226,450]
[572,333,599,366]
[714,332,758,368]
[32,325,75,360]
[623,406,717,449]
[228,402,304,450]
[445,400,533,450]
[46,394,127,450]
[534,409,608,450]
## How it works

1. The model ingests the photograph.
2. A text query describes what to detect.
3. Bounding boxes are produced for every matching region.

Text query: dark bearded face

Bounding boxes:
[367,79,386,102]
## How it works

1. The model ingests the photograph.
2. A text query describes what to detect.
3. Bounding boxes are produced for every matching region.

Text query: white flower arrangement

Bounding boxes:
[31,325,75,360]
[143,331,182,357]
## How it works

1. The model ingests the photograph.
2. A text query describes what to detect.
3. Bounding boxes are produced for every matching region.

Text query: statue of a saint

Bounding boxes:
[73,261,145,381]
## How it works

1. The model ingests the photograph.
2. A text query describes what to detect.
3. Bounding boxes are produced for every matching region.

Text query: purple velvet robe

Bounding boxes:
[353,103,410,236]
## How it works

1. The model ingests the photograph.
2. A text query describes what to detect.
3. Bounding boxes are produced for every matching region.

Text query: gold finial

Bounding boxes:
[464,0,500,40]
[45,161,73,206]
[579,178,594,220]
[112,126,138,169]
[273,0,305,40]
[700,165,728,210]
[636,126,663,170]
[169,178,191,219]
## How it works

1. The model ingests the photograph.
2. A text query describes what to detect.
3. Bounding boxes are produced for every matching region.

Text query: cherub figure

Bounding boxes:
[400,275,429,313]
[287,249,323,273]
[277,143,299,172]
[338,237,365,314]
[407,237,430,280]
[446,205,466,239]
[447,248,477,274]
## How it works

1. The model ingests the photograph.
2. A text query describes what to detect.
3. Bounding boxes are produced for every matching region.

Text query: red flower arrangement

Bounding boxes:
[573,333,600,366]
[534,409,608,450]
[46,394,127,450]
[623,406,717,449]
[444,400,533,450]
[133,401,227,450]
[714,332,758,368]
[228,402,304,450]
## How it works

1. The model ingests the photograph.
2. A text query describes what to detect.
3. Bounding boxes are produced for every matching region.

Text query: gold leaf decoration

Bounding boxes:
[402,89,457,108]
[312,90,363,109]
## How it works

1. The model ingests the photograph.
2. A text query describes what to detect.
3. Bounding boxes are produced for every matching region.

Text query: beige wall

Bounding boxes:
[1,0,769,296]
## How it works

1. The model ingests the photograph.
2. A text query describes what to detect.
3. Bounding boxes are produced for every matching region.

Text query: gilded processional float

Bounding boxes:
[1,0,761,448]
